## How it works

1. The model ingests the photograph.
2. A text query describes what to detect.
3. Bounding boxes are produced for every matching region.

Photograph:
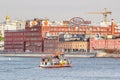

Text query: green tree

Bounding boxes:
[0,31,4,41]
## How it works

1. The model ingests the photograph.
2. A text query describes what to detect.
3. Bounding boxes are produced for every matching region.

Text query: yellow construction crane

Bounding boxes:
[87,8,112,23]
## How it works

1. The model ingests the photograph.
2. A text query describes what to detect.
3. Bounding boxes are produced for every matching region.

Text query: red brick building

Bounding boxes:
[24,26,43,52]
[43,37,59,53]
[4,18,43,52]
[89,38,120,52]
[4,31,25,52]
[4,26,43,52]
[41,19,119,38]
[4,18,120,52]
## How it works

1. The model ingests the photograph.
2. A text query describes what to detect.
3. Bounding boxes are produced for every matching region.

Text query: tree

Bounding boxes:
[0,31,4,41]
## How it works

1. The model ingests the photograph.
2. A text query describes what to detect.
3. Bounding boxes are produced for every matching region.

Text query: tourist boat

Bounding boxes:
[40,63,72,68]
[39,52,72,68]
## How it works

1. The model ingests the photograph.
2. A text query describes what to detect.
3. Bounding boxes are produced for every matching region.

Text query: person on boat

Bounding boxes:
[62,59,67,65]
[46,59,51,65]
[55,51,65,59]
[41,58,45,65]
[41,57,49,65]
[52,58,57,65]
[53,51,61,59]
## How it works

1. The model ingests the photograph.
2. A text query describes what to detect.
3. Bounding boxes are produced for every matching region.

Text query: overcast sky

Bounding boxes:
[0,0,119,23]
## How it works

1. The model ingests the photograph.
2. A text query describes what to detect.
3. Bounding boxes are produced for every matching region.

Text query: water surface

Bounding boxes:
[0,57,120,80]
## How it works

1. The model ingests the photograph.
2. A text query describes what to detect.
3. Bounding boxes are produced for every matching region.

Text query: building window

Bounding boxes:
[53,28,56,31]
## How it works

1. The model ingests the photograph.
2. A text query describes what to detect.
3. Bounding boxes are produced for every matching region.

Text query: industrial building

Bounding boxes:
[4,17,120,53]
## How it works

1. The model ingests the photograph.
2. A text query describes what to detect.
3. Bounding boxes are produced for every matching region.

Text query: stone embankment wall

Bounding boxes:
[0,52,120,58]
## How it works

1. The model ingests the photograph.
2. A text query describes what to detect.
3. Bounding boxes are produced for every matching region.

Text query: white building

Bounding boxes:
[0,20,25,37]
[0,16,26,51]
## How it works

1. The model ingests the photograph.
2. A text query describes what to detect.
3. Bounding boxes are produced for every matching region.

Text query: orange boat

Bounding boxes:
[39,52,72,68]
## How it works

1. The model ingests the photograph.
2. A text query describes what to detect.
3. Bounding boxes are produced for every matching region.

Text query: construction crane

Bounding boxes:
[87,8,112,23]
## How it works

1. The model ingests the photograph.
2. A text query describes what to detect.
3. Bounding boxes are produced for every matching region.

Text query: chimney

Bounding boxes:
[111,19,116,35]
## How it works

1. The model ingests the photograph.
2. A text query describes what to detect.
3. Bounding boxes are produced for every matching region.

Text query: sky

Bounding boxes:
[0,0,119,23]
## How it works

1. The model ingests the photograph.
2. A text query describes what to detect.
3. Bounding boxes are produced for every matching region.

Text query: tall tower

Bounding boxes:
[5,16,10,22]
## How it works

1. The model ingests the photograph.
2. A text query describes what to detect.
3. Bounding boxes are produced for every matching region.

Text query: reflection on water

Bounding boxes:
[0,57,120,80]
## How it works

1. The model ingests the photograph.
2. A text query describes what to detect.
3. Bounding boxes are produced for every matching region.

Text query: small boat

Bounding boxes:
[40,63,72,68]
[39,52,72,68]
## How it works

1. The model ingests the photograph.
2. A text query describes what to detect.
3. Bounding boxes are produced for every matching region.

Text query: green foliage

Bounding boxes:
[0,31,3,41]
[0,37,4,41]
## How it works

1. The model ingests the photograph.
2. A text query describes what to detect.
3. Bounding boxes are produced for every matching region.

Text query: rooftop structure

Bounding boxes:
[0,16,25,37]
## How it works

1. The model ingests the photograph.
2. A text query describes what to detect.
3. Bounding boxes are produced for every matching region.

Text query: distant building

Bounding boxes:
[0,17,25,37]
[0,16,25,51]
[59,41,88,53]
[4,18,42,52]
[43,36,59,53]
[4,17,120,53]
[89,38,120,52]
[4,30,25,52]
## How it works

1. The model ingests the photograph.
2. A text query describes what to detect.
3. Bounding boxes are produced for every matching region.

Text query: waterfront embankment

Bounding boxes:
[0,52,120,58]
[0,52,49,57]
[0,53,94,58]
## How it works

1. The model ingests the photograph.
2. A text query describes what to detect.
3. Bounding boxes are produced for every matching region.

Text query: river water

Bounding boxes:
[0,57,120,80]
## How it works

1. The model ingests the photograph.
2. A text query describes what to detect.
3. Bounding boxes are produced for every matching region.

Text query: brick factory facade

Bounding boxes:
[59,41,88,53]
[89,38,120,52]
[4,17,120,53]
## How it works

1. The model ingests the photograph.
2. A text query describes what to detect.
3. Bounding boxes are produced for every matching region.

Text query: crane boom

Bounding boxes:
[87,8,112,23]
